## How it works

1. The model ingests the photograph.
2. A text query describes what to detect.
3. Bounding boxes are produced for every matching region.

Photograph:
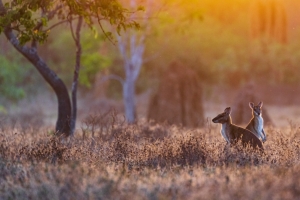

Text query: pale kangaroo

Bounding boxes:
[246,102,266,142]
[212,107,263,150]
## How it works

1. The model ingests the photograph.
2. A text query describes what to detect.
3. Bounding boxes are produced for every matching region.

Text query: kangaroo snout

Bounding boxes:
[212,118,218,123]
[254,110,261,116]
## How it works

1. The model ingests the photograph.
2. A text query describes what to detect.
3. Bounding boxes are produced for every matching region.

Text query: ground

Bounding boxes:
[0,85,300,199]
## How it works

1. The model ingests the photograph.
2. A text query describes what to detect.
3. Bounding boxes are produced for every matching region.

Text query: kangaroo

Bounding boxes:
[246,102,266,142]
[212,107,263,150]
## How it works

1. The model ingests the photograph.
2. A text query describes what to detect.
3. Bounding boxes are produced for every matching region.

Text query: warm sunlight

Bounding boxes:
[1,0,300,199]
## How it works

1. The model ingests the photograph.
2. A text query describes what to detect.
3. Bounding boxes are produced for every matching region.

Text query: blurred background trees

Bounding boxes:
[0,0,140,135]
[0,0,300,129]
[250,0,287,43]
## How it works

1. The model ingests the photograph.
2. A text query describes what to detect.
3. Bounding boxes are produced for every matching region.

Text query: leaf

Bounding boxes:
[91,27,98,39]
[137,6,145,12]
[121,23,126,32]
[19,33,31,45]
[24,10,32,19]
[41,17,47,26]
[116,25,121,35]
[0,105,7,114]
[106,31,112,39]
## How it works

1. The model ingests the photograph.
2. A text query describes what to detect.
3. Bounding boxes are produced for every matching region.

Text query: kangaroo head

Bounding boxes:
[249,101,263,116]
[212,107,231,124]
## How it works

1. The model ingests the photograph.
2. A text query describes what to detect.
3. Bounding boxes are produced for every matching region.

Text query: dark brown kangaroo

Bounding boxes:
[212,107,263,150]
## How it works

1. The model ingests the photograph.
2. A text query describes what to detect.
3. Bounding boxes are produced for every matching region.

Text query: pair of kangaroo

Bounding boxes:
[212,102,266,150]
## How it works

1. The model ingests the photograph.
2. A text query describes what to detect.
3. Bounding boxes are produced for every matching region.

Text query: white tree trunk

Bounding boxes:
[123,77,136,123]
[116,0,154,123]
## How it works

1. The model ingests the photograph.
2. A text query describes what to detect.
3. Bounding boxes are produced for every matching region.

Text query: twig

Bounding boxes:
[97,14,116,45]
[100,74,125,86]
[44,19,75,32]
[69,16,77,42]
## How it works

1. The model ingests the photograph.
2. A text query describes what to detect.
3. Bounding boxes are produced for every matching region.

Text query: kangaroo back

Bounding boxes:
[232,125,263,149]
[213,107,263,151]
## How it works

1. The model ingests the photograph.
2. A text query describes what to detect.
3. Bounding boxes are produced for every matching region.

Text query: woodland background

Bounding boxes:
[1,0,300,199]
[0,0,300,129]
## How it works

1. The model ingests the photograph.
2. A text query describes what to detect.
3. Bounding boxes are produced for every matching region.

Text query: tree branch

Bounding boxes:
[69,17,77,42]
[100,74,124,86]
[34,4,63,31]
[44,19,75,32]
[97,14,116,45]
[117,35,127,59]
[0,0,6,16]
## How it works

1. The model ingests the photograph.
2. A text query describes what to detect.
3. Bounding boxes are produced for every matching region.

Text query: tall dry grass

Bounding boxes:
[0,113,300,199]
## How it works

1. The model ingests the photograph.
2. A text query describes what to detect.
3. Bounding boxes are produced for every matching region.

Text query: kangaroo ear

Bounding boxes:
[249,102,254,109]
[258,101,263,107]
[224,107,231,114]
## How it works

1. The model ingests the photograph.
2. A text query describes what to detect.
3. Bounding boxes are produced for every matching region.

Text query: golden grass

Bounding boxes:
[0,116,300,199]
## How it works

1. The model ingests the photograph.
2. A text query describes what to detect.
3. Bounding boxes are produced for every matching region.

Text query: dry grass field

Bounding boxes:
[1,108,300,200]
[2,0,300,199]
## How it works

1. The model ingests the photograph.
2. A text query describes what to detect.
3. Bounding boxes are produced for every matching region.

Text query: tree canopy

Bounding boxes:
[0,0,142,136]
[0,0,141,45]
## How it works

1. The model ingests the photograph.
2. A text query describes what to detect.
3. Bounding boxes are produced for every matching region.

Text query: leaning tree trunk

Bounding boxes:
[4,27,72,136]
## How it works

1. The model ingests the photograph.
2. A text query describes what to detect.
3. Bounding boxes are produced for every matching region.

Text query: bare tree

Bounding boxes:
[116,0,154,123]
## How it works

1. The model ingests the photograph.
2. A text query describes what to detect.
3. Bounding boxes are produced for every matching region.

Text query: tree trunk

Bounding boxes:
[70,16,83,136]
[147,62,205,127]
[4,27,71,136]
[123,77,136,123]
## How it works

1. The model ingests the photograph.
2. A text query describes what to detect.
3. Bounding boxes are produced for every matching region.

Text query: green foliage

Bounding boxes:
[79,30,113,88]
[0,0,141,45]
[0,0,52,45]
[0,105,6,114]
[80,54,111,88]
[0,0,142,96]
[0,47,45,104]
[0,55,27,102]
[46,29,113,88]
